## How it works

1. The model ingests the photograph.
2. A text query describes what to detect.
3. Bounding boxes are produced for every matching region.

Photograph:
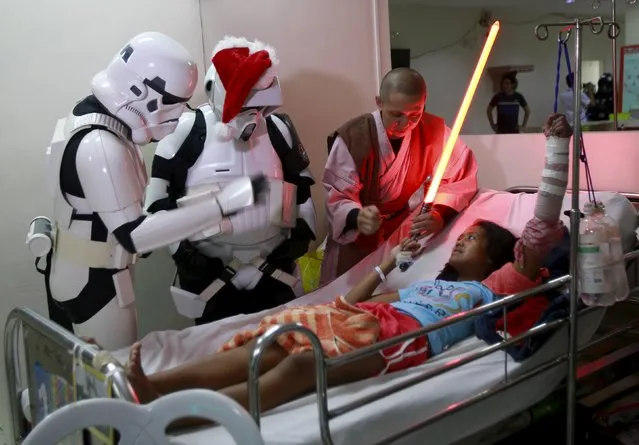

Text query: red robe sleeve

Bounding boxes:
[432,126,478,213]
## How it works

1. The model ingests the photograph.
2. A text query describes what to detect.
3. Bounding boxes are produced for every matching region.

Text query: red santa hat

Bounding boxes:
[211,36,279,140]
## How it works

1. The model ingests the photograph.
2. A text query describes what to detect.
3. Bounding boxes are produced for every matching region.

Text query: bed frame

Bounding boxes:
[5,15,639,445]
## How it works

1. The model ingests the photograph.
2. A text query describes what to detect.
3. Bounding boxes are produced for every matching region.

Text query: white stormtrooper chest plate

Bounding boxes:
[182,107,294,262]
[185,106,283,188]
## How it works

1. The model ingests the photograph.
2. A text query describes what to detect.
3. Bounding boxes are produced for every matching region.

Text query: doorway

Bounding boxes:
[581,60,603,86]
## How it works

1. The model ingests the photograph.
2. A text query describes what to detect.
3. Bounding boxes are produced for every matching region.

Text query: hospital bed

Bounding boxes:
[5,187,639,445]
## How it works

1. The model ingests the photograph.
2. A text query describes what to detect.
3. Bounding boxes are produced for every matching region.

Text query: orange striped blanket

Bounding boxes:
[218,296,381,357]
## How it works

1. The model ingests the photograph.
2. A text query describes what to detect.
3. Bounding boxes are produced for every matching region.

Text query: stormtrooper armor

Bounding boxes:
[27,32,265,351]
[145,36,317,324]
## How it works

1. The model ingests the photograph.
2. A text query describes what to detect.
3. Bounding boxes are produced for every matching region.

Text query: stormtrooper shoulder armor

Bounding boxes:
[269,114,293,147]
[146,109,207,213]
[75,129,145,213]
[267,113,311,178]
[154,110,198,161]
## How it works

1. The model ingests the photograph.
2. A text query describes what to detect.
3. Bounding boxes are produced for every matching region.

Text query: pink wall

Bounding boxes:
[200,0,392,244]
[463,131,639,194]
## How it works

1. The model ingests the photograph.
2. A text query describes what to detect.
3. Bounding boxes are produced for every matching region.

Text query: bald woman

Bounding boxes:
[320,68,479,284]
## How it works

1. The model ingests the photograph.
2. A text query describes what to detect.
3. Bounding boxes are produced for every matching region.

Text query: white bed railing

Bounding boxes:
[21,389,266,445]
[4,306,137,443]
[248,275,573,422]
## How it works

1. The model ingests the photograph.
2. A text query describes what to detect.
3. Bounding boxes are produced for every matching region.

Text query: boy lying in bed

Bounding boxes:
[126,113,572,415]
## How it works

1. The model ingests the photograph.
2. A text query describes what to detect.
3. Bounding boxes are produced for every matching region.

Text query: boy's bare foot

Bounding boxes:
[125,342,161,404]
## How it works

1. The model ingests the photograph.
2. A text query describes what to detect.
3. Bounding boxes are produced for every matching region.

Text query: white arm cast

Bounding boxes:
[270,114,317,236]
[76,129,254,255]
[144,112,196,211]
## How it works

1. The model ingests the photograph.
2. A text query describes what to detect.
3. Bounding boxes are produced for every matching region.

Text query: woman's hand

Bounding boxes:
[410,210,444,239]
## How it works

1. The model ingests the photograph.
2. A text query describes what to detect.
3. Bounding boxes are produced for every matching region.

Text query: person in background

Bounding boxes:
[559,73,594,127]
[486,72,530,134]
[319,68,478,285]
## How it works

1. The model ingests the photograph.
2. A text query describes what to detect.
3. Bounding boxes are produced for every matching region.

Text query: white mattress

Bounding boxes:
[110,189,636,445]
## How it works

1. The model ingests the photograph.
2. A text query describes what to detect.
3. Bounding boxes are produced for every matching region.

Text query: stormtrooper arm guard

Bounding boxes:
[78,130,262,255]
[270,114,317,258]
[144,111,197,214]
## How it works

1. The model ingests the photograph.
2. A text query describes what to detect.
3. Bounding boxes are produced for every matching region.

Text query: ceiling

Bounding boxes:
[390,0,635,16]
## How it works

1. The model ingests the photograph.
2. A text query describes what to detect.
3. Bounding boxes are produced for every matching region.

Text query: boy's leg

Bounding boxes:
[127,339,289,402]
[220,350,386,412]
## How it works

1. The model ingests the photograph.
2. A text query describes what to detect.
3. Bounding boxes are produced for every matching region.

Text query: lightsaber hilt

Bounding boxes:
[419,201,433,214]
[399,202,434,272]
[410,201,433,241]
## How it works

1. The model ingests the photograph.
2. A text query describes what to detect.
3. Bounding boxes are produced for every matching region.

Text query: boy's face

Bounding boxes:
[501,78,515,94]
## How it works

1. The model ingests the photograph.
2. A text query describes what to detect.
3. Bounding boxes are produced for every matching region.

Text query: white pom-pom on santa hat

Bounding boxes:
[212,36,279,90]
[214,121,234,142]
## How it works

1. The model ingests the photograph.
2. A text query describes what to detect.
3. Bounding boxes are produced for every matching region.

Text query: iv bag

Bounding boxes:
[578,202,629,306]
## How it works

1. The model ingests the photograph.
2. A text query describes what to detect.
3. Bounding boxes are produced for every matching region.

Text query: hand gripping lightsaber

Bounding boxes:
[398,21,501,272]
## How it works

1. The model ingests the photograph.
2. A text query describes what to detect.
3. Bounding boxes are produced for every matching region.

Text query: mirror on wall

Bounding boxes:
[389,0,638,135]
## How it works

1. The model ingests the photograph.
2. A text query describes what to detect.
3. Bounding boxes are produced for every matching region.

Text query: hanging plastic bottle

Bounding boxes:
[601,206,631,303]
[578,202,629,306]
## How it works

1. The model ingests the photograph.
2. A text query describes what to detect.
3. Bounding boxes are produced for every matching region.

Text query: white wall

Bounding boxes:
[0,0,390,439]
[465,131,639,192]
[389,5,617,134]
[626,6,639,46]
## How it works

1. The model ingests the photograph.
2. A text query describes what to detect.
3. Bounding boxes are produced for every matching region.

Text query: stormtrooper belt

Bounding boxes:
[198,257,298,303]
[54,227,137,270]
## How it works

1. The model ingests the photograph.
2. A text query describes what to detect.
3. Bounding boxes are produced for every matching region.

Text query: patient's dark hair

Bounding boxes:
[436,220,517,281]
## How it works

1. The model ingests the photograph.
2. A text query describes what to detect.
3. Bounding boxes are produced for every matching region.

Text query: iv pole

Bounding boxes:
[535,16,620,445]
